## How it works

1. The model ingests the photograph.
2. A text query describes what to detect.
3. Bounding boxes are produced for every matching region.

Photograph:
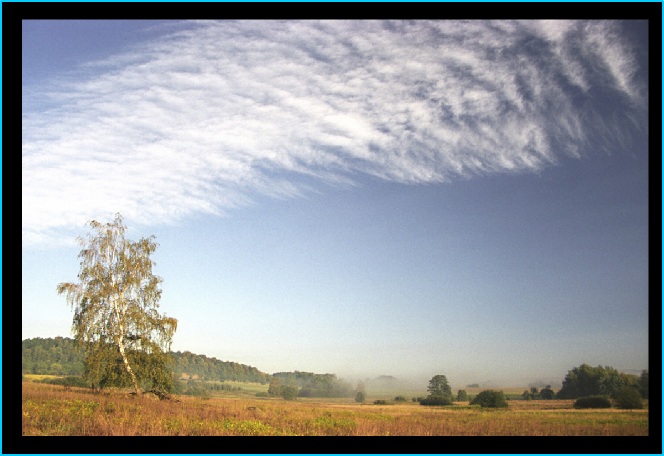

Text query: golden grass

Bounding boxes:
[22,382,648,436]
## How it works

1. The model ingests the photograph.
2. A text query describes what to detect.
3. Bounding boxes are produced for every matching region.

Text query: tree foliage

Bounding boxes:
[470,390,508,408]
[56,213,177,394]
[427,375,452,400]
[556,364,634,399]
[23,337,269,384]
[573,396,612,409]
[539,385,555,400]
[613,387,643,410]
[172,351,267,383]
[268,377,282,397]
[420,396,452,406]
[281,385,300,400]
[272,371,353,398]
[420,375,453,406]
[22,337,85,375]
[522,385,555,400]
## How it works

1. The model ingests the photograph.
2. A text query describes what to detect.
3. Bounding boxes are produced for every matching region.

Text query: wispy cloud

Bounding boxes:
[22,20,647,247]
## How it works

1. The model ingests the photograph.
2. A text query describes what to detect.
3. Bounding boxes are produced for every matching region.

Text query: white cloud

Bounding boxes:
[22,20,647,247]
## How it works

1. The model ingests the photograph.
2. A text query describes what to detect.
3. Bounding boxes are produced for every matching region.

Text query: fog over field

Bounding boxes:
[22,16,651,388]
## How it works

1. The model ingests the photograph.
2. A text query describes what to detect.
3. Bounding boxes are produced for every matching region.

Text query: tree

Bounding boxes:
[456,390,468,402]
[539,385,555,400]
[427,375,452,401]
[613,386,643,410]
[355,381,366,403]
[57,213,177,395]
[470,390,508,408]
[598,367,625,398]
[573,396,612,409]
[419,375,453,406]
[268,377,282,397]
[557,364,628,399]
[281,385,299,400]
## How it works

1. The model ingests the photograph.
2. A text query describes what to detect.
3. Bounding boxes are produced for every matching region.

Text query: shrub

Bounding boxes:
[470,390,508,408]
[539,386,555,400]
[419,396,452,406]
[39,376,88,388]
[573,396,612,409]
[355,391,366,403]
[613,387,643,409]
[281,385,299,400]
[185,386,211,399]
[373,400,389,405]
[394,396,407,402]
[456,390,468,402]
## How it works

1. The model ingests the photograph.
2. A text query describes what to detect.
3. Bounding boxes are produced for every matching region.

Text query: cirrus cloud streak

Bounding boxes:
[22,20,647,246]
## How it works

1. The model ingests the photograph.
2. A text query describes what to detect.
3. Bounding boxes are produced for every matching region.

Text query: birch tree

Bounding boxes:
[57,213,177,395]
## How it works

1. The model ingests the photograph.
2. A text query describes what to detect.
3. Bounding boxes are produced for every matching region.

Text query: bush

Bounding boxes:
[613,387,643,409]
[456,390,468,402]
[394,396,407,402]
[573,396,612,409]
[419,396,452,406]
[39,376,89,388]
[185,386,211,399]
[281,385,299,400]
[539,386,555,400]
[373,400,389,405]
[470,390,508,408]
[355,391,366,403]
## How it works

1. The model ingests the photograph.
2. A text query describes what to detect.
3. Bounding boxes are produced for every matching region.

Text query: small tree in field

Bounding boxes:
[613,387,643,410]
[539,385,555,400]
[57,213,177,395]
[268,377,282,397]
[470,390,508,408]
[427,375,452,398]
[420,375,453,406]
[281,385,299,400]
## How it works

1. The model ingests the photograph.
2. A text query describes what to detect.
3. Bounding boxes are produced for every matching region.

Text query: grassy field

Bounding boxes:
[22,381,648,437]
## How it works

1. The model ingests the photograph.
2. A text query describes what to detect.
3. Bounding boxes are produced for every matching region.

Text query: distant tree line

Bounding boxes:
[22,338,268,384]
[556,364,648,400]
[422,364,648,409]
[171,351,268,384]
[22,337,85,376]
[521,385,556,400]
[271,371,354,398]
[24,338,648,404]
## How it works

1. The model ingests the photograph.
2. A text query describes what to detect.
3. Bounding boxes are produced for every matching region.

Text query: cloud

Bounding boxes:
[22,20,647,247]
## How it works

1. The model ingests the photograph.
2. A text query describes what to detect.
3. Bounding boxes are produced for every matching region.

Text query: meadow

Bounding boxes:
[22,380,648,437]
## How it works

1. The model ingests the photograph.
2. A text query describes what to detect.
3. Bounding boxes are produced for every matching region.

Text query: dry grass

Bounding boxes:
[22,382,648,436]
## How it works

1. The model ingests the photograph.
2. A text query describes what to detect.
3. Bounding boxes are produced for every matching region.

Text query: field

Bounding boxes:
[22,380,648,438]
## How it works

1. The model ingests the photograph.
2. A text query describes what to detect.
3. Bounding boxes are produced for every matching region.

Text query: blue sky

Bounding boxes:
[22,19,650,388]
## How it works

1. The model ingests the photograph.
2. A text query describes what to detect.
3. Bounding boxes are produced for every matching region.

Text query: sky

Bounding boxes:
[21,19,651,389]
